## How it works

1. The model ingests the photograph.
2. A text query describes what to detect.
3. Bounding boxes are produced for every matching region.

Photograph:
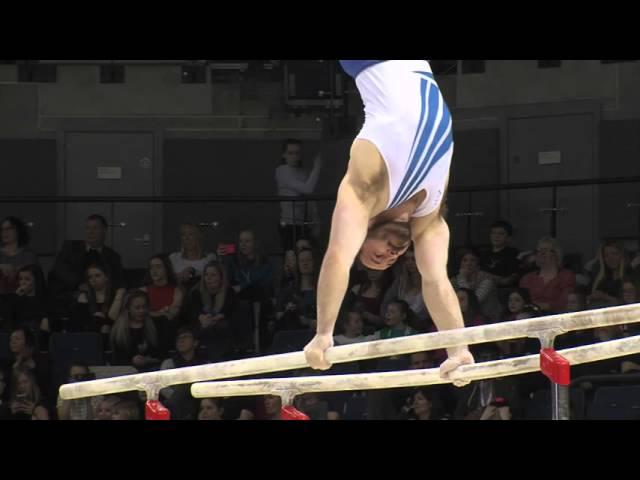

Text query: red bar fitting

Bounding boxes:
[280,405,310,421]
[540,348,571,386]
[145,400,171,420]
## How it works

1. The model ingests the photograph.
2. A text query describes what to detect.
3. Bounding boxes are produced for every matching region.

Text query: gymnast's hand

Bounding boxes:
[304,333,334,371]
[439,347,475,387]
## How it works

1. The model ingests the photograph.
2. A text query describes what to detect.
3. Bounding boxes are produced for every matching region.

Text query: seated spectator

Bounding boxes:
[402,388,444,420]
[0,216,39,295]
[519,237,576,313]
[159,326,207,420]
[141,254,184,349]
[456,288,487,327]
[8,365,49,420]
[587,240,628,305]
[348,268,392,332]
[382,247,429,332]
[109,290,163,372]
[71,263,125,337]
[333,310,376,345]
[197,398,225,420]
[451,248,503,321]
[5,327,49,393]
[260,394,282,420]
[224,229,274,304]
[94,396,118,420]
[111,396,141,420]
[48,214,124,317]
[479,220,520,287]
[295,392,341,420]
[280,238,313,291]
[275,139,323,252]
[504,288,536,321]
[56,363,98,420]
[373,300,417,340]
[9,265,49,345]
[275,249,317,331]
[188,261,236,354]
[169,223,216,289]
[0,367,10,420]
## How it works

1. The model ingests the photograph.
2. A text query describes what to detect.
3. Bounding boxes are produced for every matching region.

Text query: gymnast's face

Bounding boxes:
[359,222,411,271]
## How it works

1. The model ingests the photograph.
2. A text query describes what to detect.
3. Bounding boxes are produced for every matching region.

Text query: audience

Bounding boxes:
[109,290,163,371]
[70,263,125,336]
[169,223,217,289]
[479,220,520,287]
[141,254,184,349]
[275,248,318,331]
[187,261,236,357]
[9,265,49,344]
[275,139,322,252]
[8,366,49,420]
[451,248,503,321]
[372,300,417,340]
[519,237,576,313]
[56,363,97,420]
[0,193,636,421]
[348,268,392,332]
[587,240,628,305]
[0,217,39,295]
[381,247,429,331]
[159,326,207,420]
[50,214,123,294]
[197,398,225,421]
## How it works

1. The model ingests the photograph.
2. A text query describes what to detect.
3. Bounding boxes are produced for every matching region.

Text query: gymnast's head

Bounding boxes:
[359,220,411,270]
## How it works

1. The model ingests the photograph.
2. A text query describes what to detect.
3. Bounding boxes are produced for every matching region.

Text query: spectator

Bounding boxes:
[70,263,125,337]
[56,363,97,420]
[0,216,39,295]
[504,288,535,321]
[6,327,49,392]
[381,247,429,331]
[141,254,184,349]
[373,300,417,340]
[455,288,487,327]
[8,366,49,420]
[275,139,323,252]
[49,214,124,314]
[197,398,225,420]
[225,229,274,304]
[159,326,207,420]
[519,237,576,313]
[261,394,282,420]
[588,240,628,305]
[348,268,392,332]
[169,223,216,289]
[280,238,313,291]
[111,397,141,420]
[479,220,520,287]
[275,248,317,331]
[295,392,341,420]
[402,388,443,420]
[188,261,236,356]
[109,290,162,371]
[451,248,503,321]
[9,265,49,344]
[333,310,376,345]
[0,367,10,420]
[94,396,118,420]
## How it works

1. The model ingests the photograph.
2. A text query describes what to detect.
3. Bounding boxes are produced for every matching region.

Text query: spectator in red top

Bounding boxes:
[519,236,575,313]
[141,254,184,350]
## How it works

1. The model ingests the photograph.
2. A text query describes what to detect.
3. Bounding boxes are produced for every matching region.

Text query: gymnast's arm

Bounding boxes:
[304,174,373,370]
[412,213,475,383]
